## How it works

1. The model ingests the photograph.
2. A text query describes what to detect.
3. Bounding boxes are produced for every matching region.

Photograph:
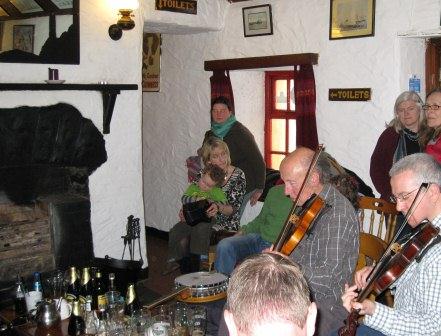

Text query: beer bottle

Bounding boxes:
[14,275,27,317]
[68,300,85,336]
[92,270,107,311]
[66,267,81,303]
[123,283,140,317]
[79,267,92,304]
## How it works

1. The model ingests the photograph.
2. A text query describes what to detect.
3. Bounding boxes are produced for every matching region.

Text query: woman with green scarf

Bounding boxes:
[203,96,266,217]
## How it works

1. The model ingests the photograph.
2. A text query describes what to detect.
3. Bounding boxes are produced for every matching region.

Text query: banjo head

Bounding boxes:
[175,271,228,303]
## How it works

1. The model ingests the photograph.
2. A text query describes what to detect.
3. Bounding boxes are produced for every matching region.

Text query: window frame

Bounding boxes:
[264,70,296,169]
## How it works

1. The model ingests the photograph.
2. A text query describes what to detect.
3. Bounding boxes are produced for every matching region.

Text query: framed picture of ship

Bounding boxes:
[242,4,273,37]
[329,0,375,40]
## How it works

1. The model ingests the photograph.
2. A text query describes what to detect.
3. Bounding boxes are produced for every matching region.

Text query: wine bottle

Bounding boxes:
[79,267,92,304]
[66,267,81,303]
[14,275,27,317]
[92,270,107,311]
[123,283,140,317]
[68,300,85,336]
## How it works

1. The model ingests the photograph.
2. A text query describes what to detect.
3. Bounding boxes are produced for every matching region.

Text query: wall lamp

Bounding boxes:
[108,0,138,41]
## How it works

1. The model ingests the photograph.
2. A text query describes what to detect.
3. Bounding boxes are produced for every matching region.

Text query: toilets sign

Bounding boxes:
[328,88,371,101]
[155,0,197,14]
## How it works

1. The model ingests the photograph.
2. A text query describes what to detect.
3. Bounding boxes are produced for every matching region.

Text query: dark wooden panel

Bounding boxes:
[204,53,319,71]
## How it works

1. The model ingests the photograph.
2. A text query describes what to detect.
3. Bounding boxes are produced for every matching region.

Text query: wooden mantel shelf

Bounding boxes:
[0,83,138,134]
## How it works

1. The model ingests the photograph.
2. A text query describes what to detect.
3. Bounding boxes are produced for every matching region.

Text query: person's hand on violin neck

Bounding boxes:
[354,266,373,289]
[341,284,376,316]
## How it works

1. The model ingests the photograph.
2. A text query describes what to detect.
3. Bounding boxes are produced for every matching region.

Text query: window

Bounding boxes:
[265,71,296,169]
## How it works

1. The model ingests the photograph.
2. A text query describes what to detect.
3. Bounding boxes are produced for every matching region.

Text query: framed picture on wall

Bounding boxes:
[242,4,273,37]
[13,25,34,53]
[142,33,161,92]
[329,0,375,40]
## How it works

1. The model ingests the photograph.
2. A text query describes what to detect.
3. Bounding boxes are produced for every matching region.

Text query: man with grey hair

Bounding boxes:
[279,147,359,335]
[337,153,441,336]
[224,253,317,336]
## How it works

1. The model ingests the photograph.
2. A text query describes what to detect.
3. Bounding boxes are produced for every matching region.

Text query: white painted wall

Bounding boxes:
[143,0,432,232]
[0,0,146,265]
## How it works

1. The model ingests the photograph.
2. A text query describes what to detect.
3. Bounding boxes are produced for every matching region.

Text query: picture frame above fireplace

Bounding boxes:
[0,0,79,64]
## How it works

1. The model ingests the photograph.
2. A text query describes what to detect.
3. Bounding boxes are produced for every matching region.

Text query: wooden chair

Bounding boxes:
[357,232,387,271]
[358,196,398,244]
[356,232,394,307]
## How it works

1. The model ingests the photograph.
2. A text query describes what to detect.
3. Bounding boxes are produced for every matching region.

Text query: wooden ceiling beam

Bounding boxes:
[0,0,20,16]
[33,0,59,12]
[204,53,319,71]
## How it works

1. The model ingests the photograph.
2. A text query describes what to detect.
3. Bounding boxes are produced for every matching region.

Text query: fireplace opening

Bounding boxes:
[0,103,107,289]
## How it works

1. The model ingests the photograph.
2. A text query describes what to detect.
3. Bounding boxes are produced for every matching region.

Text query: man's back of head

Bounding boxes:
[224,253,317,336]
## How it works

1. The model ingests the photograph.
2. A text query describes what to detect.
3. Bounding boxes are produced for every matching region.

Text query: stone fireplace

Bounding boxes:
[0,103,107,283]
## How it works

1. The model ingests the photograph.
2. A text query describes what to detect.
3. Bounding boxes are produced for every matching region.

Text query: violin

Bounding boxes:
[339,201,440,336]
[274,145,326,255]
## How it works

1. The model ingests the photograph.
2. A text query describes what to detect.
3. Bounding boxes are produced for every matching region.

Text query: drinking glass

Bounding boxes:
[190,306,206,336]
[171,303,192,336]
[148,315,171,336]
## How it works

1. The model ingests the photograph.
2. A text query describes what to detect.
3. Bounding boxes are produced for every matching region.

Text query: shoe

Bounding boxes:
[161,261,180,275]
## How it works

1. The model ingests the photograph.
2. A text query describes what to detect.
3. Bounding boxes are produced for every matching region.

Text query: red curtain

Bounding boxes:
[210,70,235,114]
[294,64,318,150]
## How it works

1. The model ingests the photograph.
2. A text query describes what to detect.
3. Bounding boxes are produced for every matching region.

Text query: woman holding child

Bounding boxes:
[164,138,246,274]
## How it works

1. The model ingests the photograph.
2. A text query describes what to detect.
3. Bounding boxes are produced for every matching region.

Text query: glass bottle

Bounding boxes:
[95,309,108,336]
[108,273,116,292]
[14,275,27,317]
[68,300,86,336]
[105,273,120,308]
[123,283,140,317]
[84,295,97,335]
[79,267,92,305]
[66,267,81,303]
[92,270,107,311]
[33,272,43,293]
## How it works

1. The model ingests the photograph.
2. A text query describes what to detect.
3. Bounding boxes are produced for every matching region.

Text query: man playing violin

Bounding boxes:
[337,153,441,336]
[279,147,360,335]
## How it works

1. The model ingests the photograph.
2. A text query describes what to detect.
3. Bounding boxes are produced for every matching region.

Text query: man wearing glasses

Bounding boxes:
[423,88,441,163]
[333,153,441,336]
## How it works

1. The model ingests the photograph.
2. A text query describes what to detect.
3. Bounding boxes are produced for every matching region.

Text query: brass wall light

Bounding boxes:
[108,0,138,40]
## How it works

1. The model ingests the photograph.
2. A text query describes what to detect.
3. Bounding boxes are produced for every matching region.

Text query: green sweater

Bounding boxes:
[182,183,227,204]
[242,185,292,243]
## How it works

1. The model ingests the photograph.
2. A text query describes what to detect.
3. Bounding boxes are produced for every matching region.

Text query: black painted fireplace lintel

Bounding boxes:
[0,83,138,134]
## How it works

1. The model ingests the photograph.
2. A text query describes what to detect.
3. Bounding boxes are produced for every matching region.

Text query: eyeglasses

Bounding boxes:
[397,106,417,114]
[422,104,441,111]
[390,187,420,203]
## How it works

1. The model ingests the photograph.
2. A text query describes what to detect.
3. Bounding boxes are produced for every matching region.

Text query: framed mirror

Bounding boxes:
[0,0,79,64]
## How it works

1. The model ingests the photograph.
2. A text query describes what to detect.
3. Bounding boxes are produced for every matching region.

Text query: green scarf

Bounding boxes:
[211,115,237,139]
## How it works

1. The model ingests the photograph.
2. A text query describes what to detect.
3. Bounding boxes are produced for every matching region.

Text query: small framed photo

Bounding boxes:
[13,25,34,53]
[329,0,375,40]
[242,4,273,38]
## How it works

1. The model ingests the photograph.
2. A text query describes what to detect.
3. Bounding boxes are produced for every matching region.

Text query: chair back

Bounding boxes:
[356,232,394,307]
[356,232,387,271]
[358,196,398,244]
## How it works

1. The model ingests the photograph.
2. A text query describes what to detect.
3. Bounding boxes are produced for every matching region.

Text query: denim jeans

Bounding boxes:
[214,233,272,275]
[328,325,386,336]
